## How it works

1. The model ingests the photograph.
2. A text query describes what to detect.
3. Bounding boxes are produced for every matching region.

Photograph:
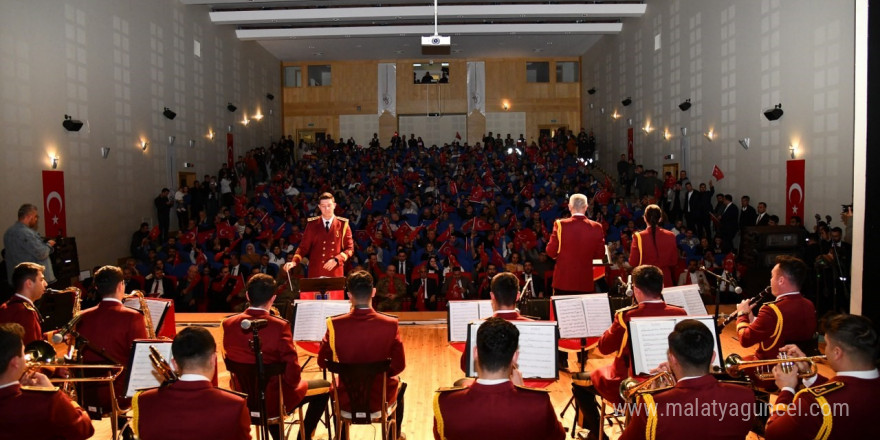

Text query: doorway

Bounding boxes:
[178,171,196,189]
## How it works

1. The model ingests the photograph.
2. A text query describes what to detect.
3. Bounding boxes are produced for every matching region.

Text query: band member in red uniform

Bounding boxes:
[0,323,93,440]
[629,204,678,287]
[765,314,880,440]
[0,263,47,344]
[285,192,354,278]
[546,193,606,294]
[76,265,149,412]
[223,274,329,440]
[736,256,816,360]
[572,265,687,440]
[133,327,249,440]
[318,270,406,439]
[620,319,755,440]
[434,317,565,440]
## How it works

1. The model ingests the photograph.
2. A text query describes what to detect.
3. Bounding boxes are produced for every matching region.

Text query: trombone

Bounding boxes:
[619,370,676,401]
[24,340,123,383]
[724,353,826,380]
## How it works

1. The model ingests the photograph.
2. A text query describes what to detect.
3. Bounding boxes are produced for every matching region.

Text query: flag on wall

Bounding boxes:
[712,165,725,181]
[627,128,634,160]
[786,160,806,223]
[42,170,67,237]
[227,133,235,168]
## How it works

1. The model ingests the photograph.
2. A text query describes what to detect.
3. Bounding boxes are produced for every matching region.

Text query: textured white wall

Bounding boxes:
[581,0,855,222]
[0,0,280,270]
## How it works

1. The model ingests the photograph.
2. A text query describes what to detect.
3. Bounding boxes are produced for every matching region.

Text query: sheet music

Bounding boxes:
[447,301,483,342]
[629,315,722,375]
[551,294,612,338]
[477,301,494,319]
[292,300,351,341]
[125,340,173,397]
[466,321,558,379]
[661,285,707,315]
[123,298,169,334]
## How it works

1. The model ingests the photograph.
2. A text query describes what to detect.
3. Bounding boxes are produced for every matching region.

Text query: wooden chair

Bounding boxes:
[224,359,305,440]
[324,359,397,440]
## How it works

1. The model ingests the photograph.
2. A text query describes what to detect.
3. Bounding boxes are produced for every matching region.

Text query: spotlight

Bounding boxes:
[51,156,59,169]
[764,103,784,121]
[62,115,83,132]
[704,130,714,142]
[100,147,110,158]
[587,87,596,95]
[163,107,176,120]
[621,97,632,106]
[227,103,237,112]
[789,144,797,159]
[266,93,275,101]
[679,99,692,111]
[738,138,750,150]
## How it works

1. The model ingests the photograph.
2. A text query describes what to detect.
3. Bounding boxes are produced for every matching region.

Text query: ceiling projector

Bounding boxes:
[421,35,451,55]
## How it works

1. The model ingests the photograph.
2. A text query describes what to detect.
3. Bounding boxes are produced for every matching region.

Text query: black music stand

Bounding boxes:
[250,325,270,440]
[299,277,347,300]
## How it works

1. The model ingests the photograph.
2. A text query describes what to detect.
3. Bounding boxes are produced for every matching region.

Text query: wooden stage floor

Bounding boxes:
[90,306,827,440]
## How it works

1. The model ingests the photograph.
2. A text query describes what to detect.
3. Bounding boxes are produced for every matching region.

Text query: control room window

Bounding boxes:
[307,65,332,87]
[526,62,550,83]
[283,66,302,87]
[556,61,579,83]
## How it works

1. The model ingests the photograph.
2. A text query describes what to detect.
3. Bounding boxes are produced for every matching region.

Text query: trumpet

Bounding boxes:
[724,353,826,380]
[619,370,676,401]
[148,345,179,384]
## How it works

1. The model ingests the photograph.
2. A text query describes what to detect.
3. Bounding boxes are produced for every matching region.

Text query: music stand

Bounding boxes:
[299,277,346,300]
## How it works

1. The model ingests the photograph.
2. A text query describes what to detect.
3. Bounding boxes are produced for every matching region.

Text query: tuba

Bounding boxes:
[124,290,157,338]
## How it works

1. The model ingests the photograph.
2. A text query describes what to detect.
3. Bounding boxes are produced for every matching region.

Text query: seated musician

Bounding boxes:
[620,319,754,440]
[764,313,880,439]
[133,326,249,440]
[736,256,816,361]
[76,265,149,413]
[0,262,47,344]
[571,265,686,440]
[222,274,330,440]
[317,270,407,439]
[434,317,565,440]
[0,323,94,439]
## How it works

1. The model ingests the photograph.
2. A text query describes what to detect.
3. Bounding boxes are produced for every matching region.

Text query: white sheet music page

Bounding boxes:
[629,315,721,375]
[125,340,173,398]
[123,298,168,334]
[292,300,351,341]
[448,301,481,342]
[661,285,707,315]
[477,300,494,319]
[466,321,558,379]
[551,297,589,339]
[583,294,613,336]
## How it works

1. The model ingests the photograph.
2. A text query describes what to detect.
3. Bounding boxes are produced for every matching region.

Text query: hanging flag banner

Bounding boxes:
[42,170,67,237]
[227,132,234,168]
[467,61,486,115]
[786,159,805,223]
[627,128,634,160]
[378,63,397,116]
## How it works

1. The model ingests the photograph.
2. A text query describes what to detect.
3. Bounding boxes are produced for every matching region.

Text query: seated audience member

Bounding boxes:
[318,270,407,438]
[222,274,330,440]
[409,265,441,311]
[375,264,407,311]
[620,319,754,439]
[765,314,880,439]
[175,264,206,312]
[133,326,249,440]
[0,323,94,439]
[434,317,565,440]
[442,266,475,300]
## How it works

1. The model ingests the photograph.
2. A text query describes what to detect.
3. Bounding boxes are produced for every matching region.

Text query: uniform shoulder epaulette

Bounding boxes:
[308,216,320,222]
[435,386,466,393]
[514,384,551,393]
[21,385,60,393]
[763,297,781,305]
[806,381,845,397]
[615,304,638,315]
[337,216,348,222]
[218,387,248,399]
[22,301,38,313]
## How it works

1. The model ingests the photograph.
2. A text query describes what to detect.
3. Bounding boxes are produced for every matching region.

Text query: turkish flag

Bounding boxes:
[455,131,462,140]
[712,165,725,181]
[786,160,805,223]
[42,171,66,237]
[227,133,235,168]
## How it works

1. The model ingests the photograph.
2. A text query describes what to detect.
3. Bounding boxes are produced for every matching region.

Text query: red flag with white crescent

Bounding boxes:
[226,133,235,168]
[786,160,805,223]
[42,170,66,237]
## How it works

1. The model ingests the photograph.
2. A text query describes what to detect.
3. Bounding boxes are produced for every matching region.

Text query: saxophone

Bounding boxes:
[125,290,157,338]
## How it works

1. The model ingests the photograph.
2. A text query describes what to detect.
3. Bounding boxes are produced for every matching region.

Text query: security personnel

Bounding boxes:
[133,327,250,440]
[546,193,606,294]
[0,323,94,440]
[0,263,46,345]
[736,256,816,360]
[285,192,354,278]
[434,317,565,440]
[765,314,880,440]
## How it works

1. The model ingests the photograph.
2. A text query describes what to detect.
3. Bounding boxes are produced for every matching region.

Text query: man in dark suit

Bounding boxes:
[546,193,606,294]
[739,195,758,231]
[318,270,406,439]
[76,265,149,412]
[755,202,770,226]
[133,327,250,440]
[144,265,175,298]
[122,267,143,294]
[694,181,715,239]
[255,254,278,278]
[394,250,413,283]
[718,194,740,250]
[222,274,329,440]
[409,266,441,311]
[434,317,565,440]
[518,261,545,298]
[442,266,476,300]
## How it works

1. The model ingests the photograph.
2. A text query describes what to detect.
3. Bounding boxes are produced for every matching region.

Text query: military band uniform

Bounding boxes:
[619,375,754,440]
[629,228,679,287]
[0,294,42,344]
[736,292,816,360]
[132,376,250,440]
[433,380,565,440]
[458,310,533,373]
[0,383,94,440]
[293,216,354,278]
[545,214,606,294]
[764,372,880,440]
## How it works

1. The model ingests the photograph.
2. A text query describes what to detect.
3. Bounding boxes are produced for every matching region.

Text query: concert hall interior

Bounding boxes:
[0,0,877,440]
